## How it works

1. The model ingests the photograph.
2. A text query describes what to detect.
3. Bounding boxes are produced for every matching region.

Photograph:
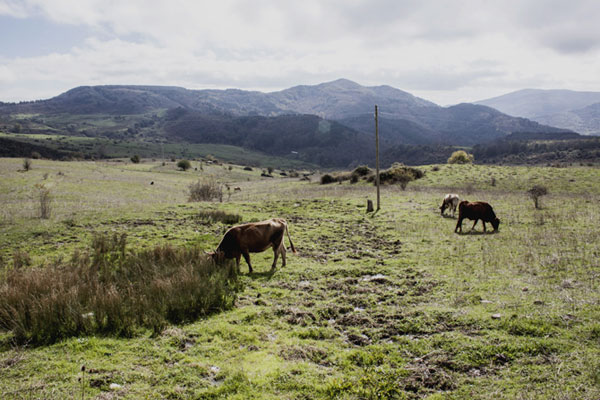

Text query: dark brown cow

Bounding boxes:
[210,218,296,273]
[455,201,500,233]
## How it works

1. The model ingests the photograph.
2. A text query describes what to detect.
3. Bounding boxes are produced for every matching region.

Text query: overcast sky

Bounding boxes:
[1,0,600,105]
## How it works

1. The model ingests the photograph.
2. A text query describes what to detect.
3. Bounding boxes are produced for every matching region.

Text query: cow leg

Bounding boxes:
[482,221,486,232]
[271,245,279,269]
[280,243,287,267]
[242,251,252,273]
[455,218,462,233]
[235,254,241,274]
[471,219,478,231]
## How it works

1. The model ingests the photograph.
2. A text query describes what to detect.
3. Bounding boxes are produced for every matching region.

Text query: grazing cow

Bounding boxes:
[210,218,296,273]
[234,187,241,192]
[455,201,500,233]
[440,193,460,216]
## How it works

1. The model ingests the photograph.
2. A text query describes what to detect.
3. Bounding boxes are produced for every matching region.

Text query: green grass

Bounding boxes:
[1,158,600,398]
[0,132,318,169]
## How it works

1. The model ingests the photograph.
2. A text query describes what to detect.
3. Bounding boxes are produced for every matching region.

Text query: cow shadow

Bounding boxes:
[455,230,498,235]
[247,268,277,280]
[441,214,457,219]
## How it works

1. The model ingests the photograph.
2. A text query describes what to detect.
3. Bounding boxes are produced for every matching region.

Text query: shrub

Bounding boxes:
[22,158,31,171]
[189,178,223,202]
[448,150,474,164]
[243,166,253,171]
[130,154,141,163]
[36,184,51,219]
[320,174,336,184]
[177,159,192,171]
[31,151,41,160]
[528,185,548,209]
[352,165,372,177]
[0,234,242,344]
[377,163,424,189]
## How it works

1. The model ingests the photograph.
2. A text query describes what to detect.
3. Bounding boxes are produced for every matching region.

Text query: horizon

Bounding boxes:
[2,1,600,105]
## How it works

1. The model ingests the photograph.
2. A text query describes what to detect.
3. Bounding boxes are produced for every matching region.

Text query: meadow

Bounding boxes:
[1,157,599,399]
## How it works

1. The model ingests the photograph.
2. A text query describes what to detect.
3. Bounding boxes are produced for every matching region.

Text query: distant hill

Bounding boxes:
[475,89,600,135]
[0,79,574,166]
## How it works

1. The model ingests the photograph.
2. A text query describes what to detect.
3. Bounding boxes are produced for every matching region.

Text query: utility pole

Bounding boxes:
[375,105,380,210]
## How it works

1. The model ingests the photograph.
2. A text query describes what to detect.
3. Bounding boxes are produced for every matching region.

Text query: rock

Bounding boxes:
[491,313,502,319]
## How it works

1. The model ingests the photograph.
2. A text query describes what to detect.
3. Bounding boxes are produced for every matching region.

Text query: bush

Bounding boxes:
[377,163,424,189]
[352,165,372,177]
[22,158,31,171]
[36,184,51,219]
[243,166,253,171]
[130,154,141,163]
[31,151,41,160]
[177,159,191,171]
[0,234,242,344]
[448,150,474,164]
[528,185,548,209]
[320,174,336,184]
[189,179,223,202]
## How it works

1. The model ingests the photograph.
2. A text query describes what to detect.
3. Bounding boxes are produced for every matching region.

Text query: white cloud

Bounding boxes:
[1,0,600,104]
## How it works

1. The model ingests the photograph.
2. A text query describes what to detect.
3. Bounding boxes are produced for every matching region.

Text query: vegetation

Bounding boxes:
[177,159,191,171]
[448,150,474,164]
[130,154,140,163]
[22,157,31,171]
[1,158,600,398]
[188,178,223,202]
[528,185,549,209]
[0,233,241,344]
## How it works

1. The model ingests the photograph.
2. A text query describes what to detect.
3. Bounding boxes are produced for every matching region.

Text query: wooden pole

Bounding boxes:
[375,105,380,210]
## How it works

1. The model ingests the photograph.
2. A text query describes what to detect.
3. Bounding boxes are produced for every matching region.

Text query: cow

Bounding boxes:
[209,218,296,273]
[455,201,500,233]
[440,193,460,217]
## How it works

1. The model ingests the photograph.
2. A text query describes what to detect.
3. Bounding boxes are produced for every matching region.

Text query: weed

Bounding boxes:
[22,158,31,171]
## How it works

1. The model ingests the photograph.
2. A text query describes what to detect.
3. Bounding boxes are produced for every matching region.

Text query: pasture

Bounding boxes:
[1,157,599,399]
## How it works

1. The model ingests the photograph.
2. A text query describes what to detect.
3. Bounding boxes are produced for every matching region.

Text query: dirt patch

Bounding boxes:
[280,345,330,366]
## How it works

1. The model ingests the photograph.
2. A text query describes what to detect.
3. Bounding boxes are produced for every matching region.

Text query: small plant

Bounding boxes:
[130,154,141,163]
[31,151,41,160]
[448,150,474,164]
[177,159,192,171]
[22,158,32,171]
[528,185,548,209]
[189,178,223,202]
[36,184,52,219]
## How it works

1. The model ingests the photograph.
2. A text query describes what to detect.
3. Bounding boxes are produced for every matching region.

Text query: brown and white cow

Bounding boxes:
[455,201,500,233]
[210,218,296,273]
[440,193,460,217]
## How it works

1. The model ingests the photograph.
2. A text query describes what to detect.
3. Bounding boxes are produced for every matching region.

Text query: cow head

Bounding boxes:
[439,202,447,215]
[206,250,225,264]
[491,218,500,231]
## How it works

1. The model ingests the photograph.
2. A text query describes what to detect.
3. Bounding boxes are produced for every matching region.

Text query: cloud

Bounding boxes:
[1,0,600,104]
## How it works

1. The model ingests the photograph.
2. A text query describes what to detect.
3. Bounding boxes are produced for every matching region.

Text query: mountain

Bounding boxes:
[475,89,600,135]
[0,80,573,166]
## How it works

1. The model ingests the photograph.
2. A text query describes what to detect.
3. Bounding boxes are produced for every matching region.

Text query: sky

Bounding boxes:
[1,0,600,106]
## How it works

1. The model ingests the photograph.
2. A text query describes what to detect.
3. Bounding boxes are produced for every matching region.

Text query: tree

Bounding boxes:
[448,150,474,164]
[177,159,191,171]
[528,185,548,209]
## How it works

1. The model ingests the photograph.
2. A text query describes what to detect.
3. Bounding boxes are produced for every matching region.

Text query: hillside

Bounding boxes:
[0,80,574,166]
[475,89,600,135]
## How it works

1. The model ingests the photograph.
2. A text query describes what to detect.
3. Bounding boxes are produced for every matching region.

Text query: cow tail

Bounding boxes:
[286,223,297,254]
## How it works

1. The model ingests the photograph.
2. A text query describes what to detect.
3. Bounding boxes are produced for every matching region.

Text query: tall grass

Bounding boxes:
[0,233,241,344]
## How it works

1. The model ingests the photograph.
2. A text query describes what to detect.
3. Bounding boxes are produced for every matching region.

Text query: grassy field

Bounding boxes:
[0,132,318,170]
[1,158,599,399]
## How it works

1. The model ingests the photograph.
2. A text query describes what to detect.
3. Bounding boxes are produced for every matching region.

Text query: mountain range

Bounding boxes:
[0,79,578,167]
[476,89,600,135]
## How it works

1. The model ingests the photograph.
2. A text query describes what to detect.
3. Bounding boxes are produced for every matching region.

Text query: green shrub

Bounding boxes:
[448,150,474,164]
[22,158,31,171]
[320,174,336,184]
[376,163,424,189]
[130,154,141,163]
[0,234,242,344]
[177,159,192,171]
